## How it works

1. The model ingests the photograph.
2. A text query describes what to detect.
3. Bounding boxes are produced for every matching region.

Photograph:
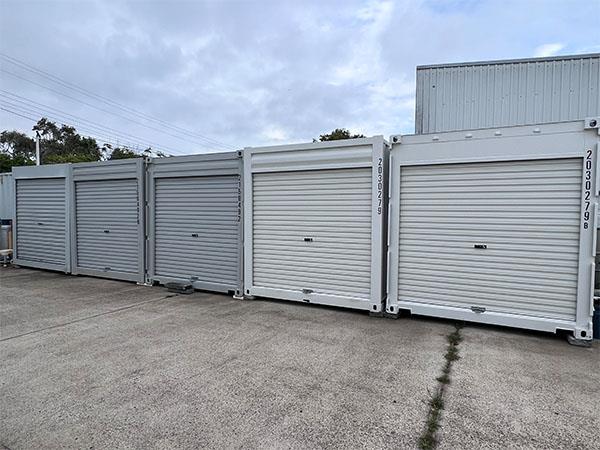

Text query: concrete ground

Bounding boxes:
[0,267,598,449]
[439,327,599,450]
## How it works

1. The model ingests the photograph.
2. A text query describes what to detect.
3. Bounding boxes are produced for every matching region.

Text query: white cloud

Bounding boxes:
[533,43,565,57]
[261,126,288,143]
[0,0,598,152]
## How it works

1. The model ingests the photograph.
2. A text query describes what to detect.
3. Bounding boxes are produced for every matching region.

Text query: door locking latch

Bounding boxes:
[473,244,487,249]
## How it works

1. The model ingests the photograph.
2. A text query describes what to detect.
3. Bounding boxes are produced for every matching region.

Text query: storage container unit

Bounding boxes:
[387,118,600,341]
[70,158,145,283]
[0,172,14,222]
[415,53,600,134]
[147,152,243,295]
[12,164,71,272]
[244,137,388,312]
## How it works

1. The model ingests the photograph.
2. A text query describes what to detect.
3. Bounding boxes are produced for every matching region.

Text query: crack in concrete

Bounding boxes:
[0,294,177,343]
[418,323,464,450]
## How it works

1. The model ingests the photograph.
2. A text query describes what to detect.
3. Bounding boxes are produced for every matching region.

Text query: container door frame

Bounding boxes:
[387,120,599,340]
[69,158,146,284]
[12,164,71,273]
[146,151,244,296]
[244,136,388,312]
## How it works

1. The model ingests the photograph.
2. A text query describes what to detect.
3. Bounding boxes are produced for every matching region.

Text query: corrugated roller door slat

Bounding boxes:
[76,179,139,274]
[16,178,65,265]
[398,158,582,321]
[154,175,240,287]
[253,168,372,299]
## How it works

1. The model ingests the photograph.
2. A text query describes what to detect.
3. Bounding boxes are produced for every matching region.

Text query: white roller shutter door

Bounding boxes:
[16,178,66,266]
[397,158,582,321]
[253,168,372,299]
[153,175,240,289]
[75,179,140,275]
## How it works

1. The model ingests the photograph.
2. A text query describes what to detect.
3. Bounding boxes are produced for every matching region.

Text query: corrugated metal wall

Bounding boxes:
[147,152,243,295]
[0,173,14,221]
[416,53,600,134]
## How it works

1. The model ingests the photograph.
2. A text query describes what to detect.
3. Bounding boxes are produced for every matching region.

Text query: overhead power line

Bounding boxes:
[0,52,236,150]
[0,101,175,156]
[0,52,237,151]
[0,90,186,155]
[0,68,225,152]
[0,96,174,154]
[1,105,159,155]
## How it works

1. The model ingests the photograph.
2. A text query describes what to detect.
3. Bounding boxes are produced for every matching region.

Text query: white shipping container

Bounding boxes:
[387,118,600,341]
[70,158,146,283]
[146,151,243,296]
[243,137,388,312]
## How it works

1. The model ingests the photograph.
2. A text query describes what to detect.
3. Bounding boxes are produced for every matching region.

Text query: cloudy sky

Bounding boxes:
[0,0,599,155]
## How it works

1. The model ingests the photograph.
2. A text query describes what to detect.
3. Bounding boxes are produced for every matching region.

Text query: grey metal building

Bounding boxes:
[243,137,388,312]
[146,152,243,296]
[387,118,600,341]
[415,53,600,134]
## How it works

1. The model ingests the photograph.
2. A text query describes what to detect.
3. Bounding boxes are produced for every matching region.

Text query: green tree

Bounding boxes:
[105,144,139,160]
[318,128,365,141]
[142,147,168,158]
[33,118,102,164]
[0,130,36,172]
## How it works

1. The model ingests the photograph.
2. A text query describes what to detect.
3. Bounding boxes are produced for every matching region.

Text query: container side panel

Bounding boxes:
[251,144,373,173]
[0,173,14,221]
[72,158,141,181]
[151,153,241,179]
